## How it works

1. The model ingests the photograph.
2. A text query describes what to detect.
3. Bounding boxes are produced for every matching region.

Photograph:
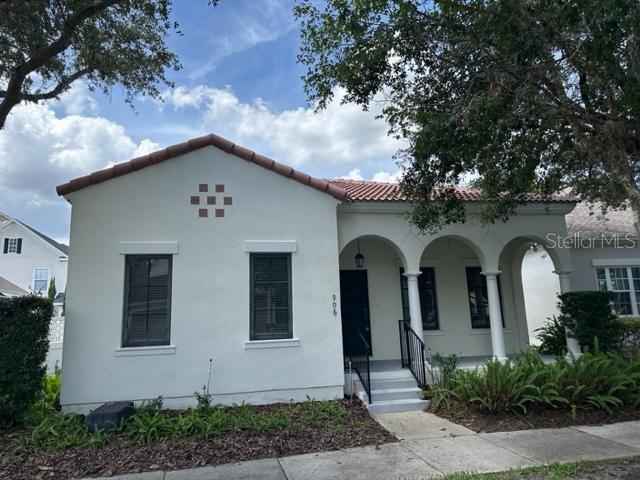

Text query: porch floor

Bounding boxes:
[370,354,555,372]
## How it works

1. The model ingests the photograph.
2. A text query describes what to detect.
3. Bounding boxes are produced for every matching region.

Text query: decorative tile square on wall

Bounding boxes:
[190,184,232,219]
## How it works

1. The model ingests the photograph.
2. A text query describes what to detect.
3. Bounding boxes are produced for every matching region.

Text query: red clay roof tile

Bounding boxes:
[328,179,574,203]
[56,133,349,201]
[56,132,574,205]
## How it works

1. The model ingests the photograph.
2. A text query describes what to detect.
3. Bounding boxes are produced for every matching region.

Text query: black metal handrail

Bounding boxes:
[398,319,428,389]
[345,323,372,403]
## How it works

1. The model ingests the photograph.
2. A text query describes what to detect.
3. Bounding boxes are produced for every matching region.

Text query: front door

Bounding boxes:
[339,270,372,356]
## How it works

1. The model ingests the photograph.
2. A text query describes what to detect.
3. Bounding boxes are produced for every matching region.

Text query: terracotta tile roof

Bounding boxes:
[56,133,349,201]
[328,179,575,203]
[565,201,638,238]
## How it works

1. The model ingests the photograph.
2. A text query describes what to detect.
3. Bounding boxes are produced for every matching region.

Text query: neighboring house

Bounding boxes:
[0,274,28,297]
[523,202,640,343]
[0,211,68,372]
[0,211,69,295]
[57,133,579,414]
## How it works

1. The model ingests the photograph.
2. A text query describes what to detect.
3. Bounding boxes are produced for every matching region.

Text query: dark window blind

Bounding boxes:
[122,255,171,347]
[250,254,292,340]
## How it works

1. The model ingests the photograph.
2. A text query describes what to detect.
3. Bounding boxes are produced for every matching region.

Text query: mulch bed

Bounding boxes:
[430,404,640,433]
[0,399,396,480]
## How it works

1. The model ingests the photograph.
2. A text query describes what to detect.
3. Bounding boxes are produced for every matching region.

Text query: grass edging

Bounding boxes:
[439,456,640,479]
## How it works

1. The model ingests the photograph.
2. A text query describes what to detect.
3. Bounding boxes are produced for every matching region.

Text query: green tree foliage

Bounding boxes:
[0,0,220,128]
[0,296,53,426]
[47,277,56,302]
[295,0,640,232]
[559,291,621,352]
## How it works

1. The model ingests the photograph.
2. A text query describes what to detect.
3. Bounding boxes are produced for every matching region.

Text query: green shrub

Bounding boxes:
[617,316,640,355]
[559,291,620,352]
[15,399,348,450]
[13,413,107,453]
[431,349,640,415]
[427,353,461,390]
[0,296,53,426]
[536,316,567,355]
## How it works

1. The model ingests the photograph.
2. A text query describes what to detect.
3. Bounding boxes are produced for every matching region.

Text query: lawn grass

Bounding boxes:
[439,457,640,479]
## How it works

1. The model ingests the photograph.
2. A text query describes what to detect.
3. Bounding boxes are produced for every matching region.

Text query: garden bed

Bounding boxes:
[0,398,395,480]
[431,404,640,433]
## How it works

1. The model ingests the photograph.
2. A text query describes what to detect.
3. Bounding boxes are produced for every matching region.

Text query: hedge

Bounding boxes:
[618,316,640,356]
[558,290,621,353]
[0,295,53,426]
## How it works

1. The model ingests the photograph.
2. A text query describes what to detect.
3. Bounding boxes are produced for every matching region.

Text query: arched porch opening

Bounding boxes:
[413,235,500,360]
[499,235,578,355]
[338,235,407,362]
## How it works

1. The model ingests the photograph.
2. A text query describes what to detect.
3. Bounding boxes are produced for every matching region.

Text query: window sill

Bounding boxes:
[114,345,176,357]
[467,329,511,335]
[244,338,300,349]
[423,330,446,337]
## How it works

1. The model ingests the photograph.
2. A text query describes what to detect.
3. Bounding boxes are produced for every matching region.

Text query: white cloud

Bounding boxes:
[188,1,295,79]
[162,85,402,170]
[372,169,403,183]
[339,168,365,180]
[56,82,98,115]
[134,139,161,157]
[0,102,156,241]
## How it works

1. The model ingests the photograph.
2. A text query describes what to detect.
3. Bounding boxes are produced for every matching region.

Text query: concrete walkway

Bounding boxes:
[82,414,640,480]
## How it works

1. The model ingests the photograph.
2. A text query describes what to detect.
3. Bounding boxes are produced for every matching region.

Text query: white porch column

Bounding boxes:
[484,271,507,361]
[404,271,424,342]
[554,270,582,357]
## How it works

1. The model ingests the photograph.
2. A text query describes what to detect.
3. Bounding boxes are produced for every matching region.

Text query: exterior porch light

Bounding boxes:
[354,239,365,268]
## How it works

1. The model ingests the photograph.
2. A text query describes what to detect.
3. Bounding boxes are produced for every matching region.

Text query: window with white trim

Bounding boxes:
[595,266,640,315]
[3,237,22,254]
[32,268,49,295]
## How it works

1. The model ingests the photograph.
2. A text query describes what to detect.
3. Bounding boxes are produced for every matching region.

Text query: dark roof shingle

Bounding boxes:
[565,202,638,238]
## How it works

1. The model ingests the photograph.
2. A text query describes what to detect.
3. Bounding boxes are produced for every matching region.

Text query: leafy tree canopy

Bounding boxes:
[295,0,640,232]
[0,0,219,129]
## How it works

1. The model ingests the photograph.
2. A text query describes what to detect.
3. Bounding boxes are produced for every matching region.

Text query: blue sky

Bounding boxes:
[0,0,401,242]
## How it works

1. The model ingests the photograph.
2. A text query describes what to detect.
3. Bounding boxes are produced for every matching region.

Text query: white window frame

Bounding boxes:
[32,267,49,295]
[7,238,19,253]
[595,266,640,316]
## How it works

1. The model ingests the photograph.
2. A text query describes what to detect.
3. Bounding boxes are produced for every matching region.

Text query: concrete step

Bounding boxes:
[370,386,423,402]
[367,398,430,415]
[370,371,415,382]
[371,378,419,391]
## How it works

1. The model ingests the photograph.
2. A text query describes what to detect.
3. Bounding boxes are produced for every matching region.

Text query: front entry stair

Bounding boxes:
[361,360,429,415]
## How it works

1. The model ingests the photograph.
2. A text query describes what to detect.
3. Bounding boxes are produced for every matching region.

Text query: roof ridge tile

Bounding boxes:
[56,133,348,201]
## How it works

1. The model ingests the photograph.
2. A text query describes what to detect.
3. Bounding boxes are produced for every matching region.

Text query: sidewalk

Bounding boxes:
[81,414,640,480]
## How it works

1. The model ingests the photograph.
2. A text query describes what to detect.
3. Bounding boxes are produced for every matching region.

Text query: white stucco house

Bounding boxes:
[57,133,582,414]
[523,202,640,343]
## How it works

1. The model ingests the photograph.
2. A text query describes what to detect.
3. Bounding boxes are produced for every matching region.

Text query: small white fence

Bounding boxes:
[47,314,64,372]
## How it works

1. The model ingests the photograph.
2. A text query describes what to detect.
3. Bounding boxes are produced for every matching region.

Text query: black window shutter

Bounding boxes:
[122,255,171,347]
[2,238,7,254]
[250,254,292,340]
[16,238,22,254]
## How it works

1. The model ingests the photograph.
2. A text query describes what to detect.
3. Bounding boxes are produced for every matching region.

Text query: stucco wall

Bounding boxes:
[521,249,561,344]
[61,146,344,413]
[569,245,640,291]
[0,222,67,293]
